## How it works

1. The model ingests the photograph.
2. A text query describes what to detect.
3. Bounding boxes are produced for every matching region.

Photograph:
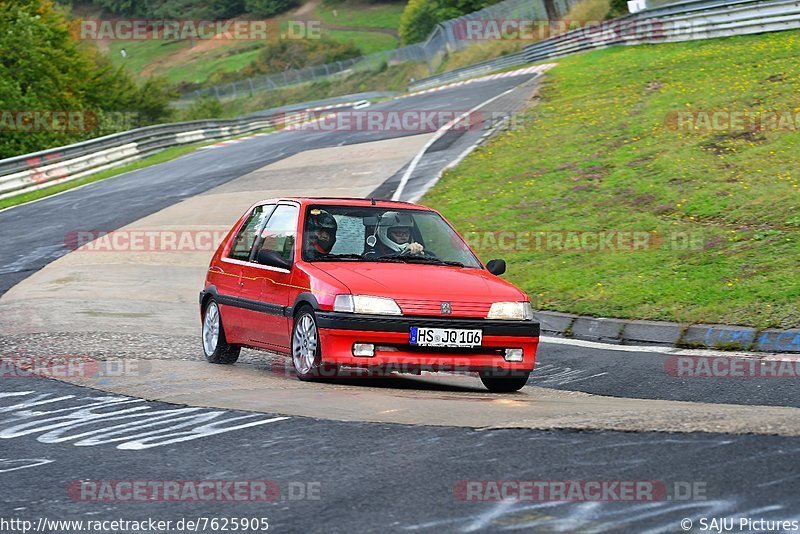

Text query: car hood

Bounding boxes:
[313,262,526,318]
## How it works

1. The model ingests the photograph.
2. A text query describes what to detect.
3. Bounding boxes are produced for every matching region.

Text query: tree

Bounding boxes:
[0,0,96,155]
[399,0,503,44]
[398,0,440,45]
[93,0,140,16]
[249,37,361,75]
[130,77,176,125]
[607,0,630,17]
[180,97,224,121]
[0,0,174,158]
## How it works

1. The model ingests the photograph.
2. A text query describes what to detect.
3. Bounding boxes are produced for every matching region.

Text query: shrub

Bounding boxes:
[244,0,300,17]
[399,0,503,44]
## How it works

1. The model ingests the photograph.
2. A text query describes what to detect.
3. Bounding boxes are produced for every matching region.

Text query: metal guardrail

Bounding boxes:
[408,52,529,91]
[0,116,278,201]
[0,93,389,202]
[409,0,800,91]
[521,0,800,61]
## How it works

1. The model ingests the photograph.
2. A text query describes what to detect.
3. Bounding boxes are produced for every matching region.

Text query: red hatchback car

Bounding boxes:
[200,198,539,392]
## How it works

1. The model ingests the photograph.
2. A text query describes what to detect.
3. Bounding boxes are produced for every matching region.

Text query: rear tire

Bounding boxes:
[202,299,240,364]
[479,370,530,393]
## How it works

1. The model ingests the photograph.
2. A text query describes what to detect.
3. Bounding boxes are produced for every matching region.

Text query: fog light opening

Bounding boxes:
[353,343,375,357]
[504,348,524,362]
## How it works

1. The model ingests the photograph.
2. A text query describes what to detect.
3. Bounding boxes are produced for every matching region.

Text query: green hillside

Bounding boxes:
[425,30,800,328]
[100,1,405,87]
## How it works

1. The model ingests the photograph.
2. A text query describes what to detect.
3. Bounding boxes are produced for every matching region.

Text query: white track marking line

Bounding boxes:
[397,64,554,101]
[0,458,54,473]
[540,335,797,360]
[393,65,557,201]
[391,87,516,201]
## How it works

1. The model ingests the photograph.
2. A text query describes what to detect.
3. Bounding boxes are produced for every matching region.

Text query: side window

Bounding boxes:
[228,205,271,261]
[258,204,299,263]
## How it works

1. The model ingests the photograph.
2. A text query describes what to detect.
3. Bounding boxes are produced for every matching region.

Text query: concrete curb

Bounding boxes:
[533,311,800,353]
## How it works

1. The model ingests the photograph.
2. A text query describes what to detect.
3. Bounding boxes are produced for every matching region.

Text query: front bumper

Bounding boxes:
[315,312,539,372]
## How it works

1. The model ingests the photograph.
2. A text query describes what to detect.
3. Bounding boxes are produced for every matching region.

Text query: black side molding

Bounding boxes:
[200,288,286,317]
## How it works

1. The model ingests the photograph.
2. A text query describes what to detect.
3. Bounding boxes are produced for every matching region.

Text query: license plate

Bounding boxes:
[409,327,482,348]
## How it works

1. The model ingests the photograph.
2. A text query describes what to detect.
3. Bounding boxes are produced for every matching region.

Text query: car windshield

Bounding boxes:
[301,205,483,268]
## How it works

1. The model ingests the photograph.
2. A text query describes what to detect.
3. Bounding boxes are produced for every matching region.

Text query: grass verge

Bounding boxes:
[313,1,405,30]
[325,29,398,54]
[423,30,800,328]
[104,1,404,87]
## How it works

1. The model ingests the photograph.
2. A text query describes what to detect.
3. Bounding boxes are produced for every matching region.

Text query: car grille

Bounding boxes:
[394,298,491,318]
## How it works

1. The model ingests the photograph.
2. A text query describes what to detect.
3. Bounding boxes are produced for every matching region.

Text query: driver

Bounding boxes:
[304,209,337,259]
[376,212,423,256]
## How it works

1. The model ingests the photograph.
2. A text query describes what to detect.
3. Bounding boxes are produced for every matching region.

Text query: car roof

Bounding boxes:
[260,197,434,210]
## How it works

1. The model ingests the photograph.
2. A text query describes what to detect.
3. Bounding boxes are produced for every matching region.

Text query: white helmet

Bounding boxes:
[377,211,415,253]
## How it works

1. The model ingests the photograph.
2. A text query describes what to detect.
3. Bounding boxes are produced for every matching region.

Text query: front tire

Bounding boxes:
[291,307,329,380]
[479,370,530,393]
[202,299,240,364]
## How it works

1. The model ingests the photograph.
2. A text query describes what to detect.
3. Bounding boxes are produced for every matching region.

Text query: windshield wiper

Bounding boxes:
[376,255,465,267]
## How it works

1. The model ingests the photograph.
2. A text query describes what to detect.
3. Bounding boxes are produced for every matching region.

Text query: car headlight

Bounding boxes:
[487,301,533,320]
[334,294,402,316]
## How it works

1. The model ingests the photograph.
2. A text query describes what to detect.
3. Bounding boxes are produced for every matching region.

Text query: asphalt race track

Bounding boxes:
[534,340,800,408]
[0,75,531,296]
[1,73,799,533]
[1,378,799,533]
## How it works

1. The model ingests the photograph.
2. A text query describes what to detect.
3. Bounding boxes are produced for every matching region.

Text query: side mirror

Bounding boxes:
[256,250,292,270]
[486,259,506,276]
